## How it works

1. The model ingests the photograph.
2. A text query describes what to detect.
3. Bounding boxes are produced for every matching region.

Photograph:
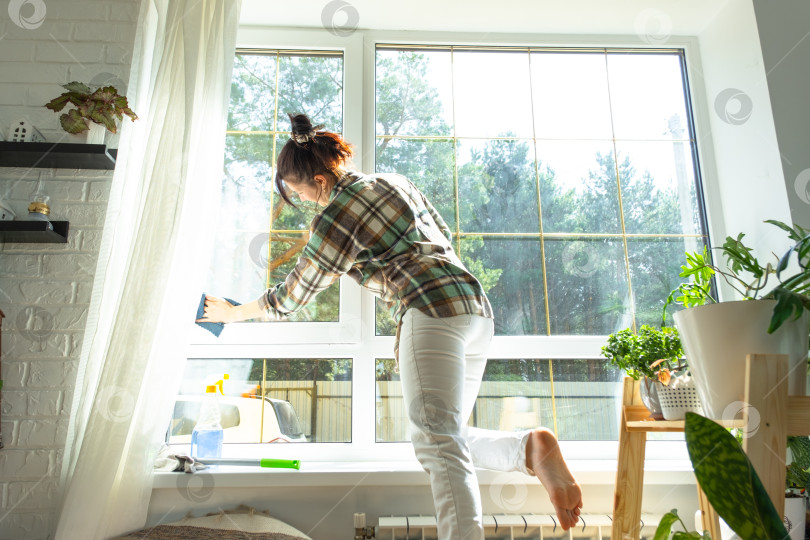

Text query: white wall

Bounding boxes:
[0,1,138,538]
[751,0,810,228]
[0,1,805,539]
[693,0,797,288]
[146,468,700,538]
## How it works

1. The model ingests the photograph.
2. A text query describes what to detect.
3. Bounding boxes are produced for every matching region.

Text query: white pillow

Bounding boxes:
[114,506,311,540]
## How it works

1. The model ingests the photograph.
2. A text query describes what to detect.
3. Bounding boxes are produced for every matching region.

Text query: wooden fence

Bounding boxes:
[264,380,622,442]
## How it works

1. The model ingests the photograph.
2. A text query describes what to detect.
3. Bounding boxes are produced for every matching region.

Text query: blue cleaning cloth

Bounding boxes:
[195,292,241,337]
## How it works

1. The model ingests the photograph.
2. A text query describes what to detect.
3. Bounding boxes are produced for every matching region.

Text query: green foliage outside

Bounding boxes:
[247,358,352,383]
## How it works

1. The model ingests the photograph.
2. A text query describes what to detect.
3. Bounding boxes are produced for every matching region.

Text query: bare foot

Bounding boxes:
[526,428,583,530]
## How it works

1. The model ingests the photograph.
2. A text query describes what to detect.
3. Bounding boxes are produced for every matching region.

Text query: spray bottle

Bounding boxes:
[190,373,228,459]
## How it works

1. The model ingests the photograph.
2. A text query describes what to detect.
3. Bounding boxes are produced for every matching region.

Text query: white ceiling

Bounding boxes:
[238,0,733,36]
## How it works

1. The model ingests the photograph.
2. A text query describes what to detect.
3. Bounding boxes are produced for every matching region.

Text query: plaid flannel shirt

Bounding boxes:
[257,171,493,353]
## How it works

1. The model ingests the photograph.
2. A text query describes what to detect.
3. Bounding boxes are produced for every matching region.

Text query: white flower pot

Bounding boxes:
[85,122,106,145]
[673,300,808,419]
[715,498,806,540]
[656,376,703,420]
[784,496,806,540]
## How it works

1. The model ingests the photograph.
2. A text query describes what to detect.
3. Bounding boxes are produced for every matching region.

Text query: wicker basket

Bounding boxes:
[656,377,703,420]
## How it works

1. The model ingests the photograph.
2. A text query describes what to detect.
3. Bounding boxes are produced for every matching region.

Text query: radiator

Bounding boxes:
[374,513,664,539]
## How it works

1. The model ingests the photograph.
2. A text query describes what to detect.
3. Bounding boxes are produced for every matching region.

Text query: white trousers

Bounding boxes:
[398,309,534,540]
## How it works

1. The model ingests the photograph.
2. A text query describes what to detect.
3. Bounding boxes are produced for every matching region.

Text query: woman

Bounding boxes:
[198,114,583,539]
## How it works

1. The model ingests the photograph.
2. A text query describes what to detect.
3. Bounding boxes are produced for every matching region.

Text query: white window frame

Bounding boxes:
[182,26,713,465]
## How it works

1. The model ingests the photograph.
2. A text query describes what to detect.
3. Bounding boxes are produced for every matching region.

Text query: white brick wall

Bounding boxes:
[0,0,138,145]
[0,167,112,540]
[0,1,137,538]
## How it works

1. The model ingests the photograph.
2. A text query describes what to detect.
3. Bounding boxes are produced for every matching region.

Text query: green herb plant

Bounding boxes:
[44,81,138,135]
[601,325,684,381]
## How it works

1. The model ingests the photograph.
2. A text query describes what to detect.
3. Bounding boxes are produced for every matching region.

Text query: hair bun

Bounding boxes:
[289,113,323,145]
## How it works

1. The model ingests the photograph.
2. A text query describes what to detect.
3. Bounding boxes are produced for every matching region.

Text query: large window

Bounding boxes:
[373,47,705,442]
[179,34,706,458]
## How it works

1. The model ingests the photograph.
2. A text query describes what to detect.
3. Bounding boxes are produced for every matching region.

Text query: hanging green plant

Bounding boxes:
[44,81,138,135]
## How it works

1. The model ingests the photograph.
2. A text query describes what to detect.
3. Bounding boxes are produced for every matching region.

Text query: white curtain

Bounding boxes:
[54,0,240,538]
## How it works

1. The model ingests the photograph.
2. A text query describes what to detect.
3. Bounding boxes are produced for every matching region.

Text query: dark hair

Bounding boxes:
[275,113,353,207]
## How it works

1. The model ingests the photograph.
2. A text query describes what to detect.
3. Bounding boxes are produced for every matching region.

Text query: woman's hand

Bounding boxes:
[196,295,235,324]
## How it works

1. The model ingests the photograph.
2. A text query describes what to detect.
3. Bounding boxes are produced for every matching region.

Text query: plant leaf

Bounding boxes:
[768,287,804,333]
[62,81,91,94]
[776,246,793,277]
[685,413,789,540]
[89,110,117,133]
[671,532,704,540]
[653,510,681,540]
[60,109,88,134]
[766,219,803,242]
[44,94,71,112]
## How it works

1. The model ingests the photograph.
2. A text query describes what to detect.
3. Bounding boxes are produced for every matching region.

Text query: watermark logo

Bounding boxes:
[321,0,359,37]
[89,72,126,93]
[16,305,54,343]
[489,473,529,512]
[633,8,672,45]
[714,88,753,125]
[408,393,453,433]
[248,232,271,269]
[176,470,216,502]
[722,400,760,440]
[562,241,599,278]
[8,0,47,30]
[794,168,810,205]
[95,384,135,423]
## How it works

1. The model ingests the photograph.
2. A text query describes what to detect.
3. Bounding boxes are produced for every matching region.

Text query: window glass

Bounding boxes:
[207,52,344,321]
[606,53,689,140]
[376,358,624,442]
[530,52,613,140]
[535,140,620,234]
[169,358,352,445]
[457,139,540,234]
[452,50,534,138]
[374,47,707,339]
[374,46,708,442]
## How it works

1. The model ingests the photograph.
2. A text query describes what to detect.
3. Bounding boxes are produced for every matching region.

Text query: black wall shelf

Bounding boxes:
[0,221,69,243]
[0,142,116,170]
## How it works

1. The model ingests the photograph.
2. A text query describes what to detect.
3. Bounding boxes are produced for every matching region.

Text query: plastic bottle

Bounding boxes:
[190,384,224,458]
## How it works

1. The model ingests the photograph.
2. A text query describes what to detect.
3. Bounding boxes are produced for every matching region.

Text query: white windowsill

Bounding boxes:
[151,459,697,489]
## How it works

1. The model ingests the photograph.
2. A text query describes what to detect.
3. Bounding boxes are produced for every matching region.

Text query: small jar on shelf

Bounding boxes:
[27,182,53,231]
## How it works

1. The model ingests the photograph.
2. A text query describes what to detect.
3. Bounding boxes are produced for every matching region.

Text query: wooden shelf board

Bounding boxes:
[0,220,69,243]
[0,141,116,170]
[624,405,746,432]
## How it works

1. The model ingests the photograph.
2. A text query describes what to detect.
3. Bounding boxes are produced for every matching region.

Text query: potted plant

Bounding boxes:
[602,325,685,419]
[44,81,138,144]
[662,220,810,419]
[649,357,703,421]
